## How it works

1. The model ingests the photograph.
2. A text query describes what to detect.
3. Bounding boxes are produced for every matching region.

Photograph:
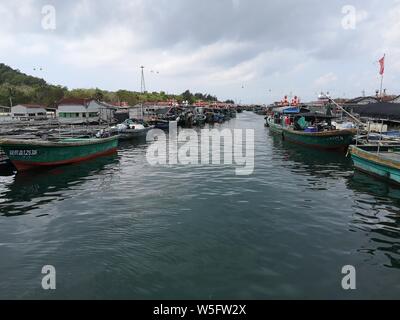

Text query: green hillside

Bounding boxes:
[0,63,229,107]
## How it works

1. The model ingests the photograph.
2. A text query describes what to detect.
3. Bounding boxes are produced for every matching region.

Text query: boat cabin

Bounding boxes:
[289,112,337,132]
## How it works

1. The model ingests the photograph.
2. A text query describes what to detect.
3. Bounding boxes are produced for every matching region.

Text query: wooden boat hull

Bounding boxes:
[0,136,118,171]
[349,145,400,185]
[282,128,356,151]
[266,118,283,134]
[117,127,153,141]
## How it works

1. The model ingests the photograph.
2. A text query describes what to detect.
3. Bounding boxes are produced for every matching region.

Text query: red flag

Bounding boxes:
[379,55,385,75]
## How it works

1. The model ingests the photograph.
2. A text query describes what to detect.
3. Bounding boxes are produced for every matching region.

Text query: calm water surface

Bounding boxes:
[1,112,400,299]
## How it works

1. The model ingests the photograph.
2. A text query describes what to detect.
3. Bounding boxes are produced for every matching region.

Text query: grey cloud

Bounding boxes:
[7,0,392,60]
[1,0,398,102]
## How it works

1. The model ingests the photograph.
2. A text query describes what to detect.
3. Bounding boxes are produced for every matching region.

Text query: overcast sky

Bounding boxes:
[0,0,399,103]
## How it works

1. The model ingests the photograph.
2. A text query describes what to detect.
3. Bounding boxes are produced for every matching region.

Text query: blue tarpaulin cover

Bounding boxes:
[283,107,300,114]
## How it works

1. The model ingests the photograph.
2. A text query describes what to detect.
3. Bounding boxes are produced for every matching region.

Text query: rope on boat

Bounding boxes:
[324,95,363,126]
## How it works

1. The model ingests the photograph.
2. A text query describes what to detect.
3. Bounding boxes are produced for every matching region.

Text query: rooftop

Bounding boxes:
[58,98,94,106]
[17,104,46,109]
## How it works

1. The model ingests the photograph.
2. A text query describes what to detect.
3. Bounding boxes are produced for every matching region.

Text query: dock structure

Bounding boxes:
[0,120,112,140]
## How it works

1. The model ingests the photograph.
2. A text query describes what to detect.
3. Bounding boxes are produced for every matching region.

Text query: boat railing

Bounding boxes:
[377,120,385,155]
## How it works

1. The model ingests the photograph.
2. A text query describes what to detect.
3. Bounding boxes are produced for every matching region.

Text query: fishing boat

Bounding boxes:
[152,119,170,130]
[349,144,400,185]
[193,114,207,126]
[0,136,118,171]
[282,127,356,151]
[110,118,154,141]
[193,107,207,126]
[265,116,283,134]
[265,105,301,134]
[277,111,356,151]
[0,148,8,165]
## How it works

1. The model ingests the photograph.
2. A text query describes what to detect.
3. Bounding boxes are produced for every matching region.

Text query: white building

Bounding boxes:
[11,104,47,121]
[0,105,10,113]
[57,98,116,124]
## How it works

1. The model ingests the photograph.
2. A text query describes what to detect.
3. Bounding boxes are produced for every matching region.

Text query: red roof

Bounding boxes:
[58,98,93,106]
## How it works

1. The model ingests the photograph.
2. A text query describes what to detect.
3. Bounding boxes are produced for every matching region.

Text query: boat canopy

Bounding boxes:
[273,106,300,114]
[294,112,335,119]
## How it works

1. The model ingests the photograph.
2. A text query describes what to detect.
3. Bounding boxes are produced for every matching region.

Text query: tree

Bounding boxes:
[0,63,237,107]
[181,90,194,104]
[93,88,104,101]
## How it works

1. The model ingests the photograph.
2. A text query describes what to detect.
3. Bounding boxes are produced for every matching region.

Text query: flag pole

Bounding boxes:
[379,54,385,100]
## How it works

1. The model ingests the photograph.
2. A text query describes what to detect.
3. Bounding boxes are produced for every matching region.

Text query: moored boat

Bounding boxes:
[349,144,400,185]
[0,136,118,171]
[265,116,283,134]
[110,118,154,141]
[282,127,356,151]
[270,110,356,151]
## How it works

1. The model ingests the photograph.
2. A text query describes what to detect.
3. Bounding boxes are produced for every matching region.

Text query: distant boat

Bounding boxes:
[110,119,154,141]
[0,136,118,171]
[349,144,400,185]
[148,119,177,130]
[193,114,207,126]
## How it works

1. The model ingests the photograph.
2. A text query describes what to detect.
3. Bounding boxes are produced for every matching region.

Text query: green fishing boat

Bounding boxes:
[0,136,118,171]
[267,109,356,150]
[265,116,283,134]
[282,127,356,151]
[349,144,400,185]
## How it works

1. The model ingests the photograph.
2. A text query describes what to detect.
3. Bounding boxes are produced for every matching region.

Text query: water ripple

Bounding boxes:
[1,113,400,299]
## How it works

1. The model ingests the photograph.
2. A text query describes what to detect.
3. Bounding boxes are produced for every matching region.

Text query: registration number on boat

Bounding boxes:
[327,136,344,141]
[9,150,38,156]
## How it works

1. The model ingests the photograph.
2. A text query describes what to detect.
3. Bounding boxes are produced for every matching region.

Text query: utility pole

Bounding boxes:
[140,66,146,120]
[140,66,146,93]
[8,87,13,108]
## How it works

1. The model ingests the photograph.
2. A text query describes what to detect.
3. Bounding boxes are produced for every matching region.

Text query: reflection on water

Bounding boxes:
[269,131,400,273]
[348,171,400,202]
[347,171,400,270]
[1,114,400,299]
[270,134,352,177]
[0,155,119,217]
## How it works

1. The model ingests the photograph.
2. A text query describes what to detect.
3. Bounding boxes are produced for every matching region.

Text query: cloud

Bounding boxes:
[0,0,399,102]
[313,72,337,88]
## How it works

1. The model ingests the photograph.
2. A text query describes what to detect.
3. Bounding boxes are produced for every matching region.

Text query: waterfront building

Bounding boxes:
[11,104,47,121]
[0,105,10,113]
[57,98,117,124]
